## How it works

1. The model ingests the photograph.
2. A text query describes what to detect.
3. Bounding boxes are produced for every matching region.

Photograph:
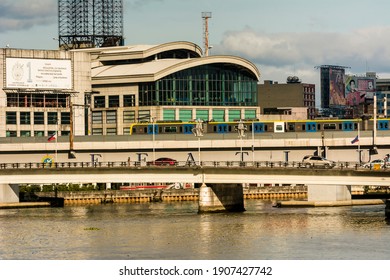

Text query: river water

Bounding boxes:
[0,200,389,260]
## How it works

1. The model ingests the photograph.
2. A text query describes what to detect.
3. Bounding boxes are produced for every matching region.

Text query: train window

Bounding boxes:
[214,126,217,132]
[275,124,284,132]
[164,126,177,133]
[143,127,147,133]
[317,124,321,130]
[339,124,342,130]
[132,128,137,134]
[228,126,232,132]
[302,124,306,131]
[264,124,268,131]
[324,123,336,130]
[287,124,295,131]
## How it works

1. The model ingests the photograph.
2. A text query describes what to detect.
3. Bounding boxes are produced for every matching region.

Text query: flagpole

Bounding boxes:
[358,122,360,164]
[55,114,58,163]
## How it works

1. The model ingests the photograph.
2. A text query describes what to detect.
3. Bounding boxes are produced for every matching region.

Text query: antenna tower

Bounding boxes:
[202,12,212,56]
[58,0,124,49]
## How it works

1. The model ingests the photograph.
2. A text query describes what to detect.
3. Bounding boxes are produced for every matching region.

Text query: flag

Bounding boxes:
[47,132,57,142]
[351,135,359,144]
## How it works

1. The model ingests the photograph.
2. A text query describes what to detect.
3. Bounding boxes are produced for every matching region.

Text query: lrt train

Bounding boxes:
[129,118,390,136]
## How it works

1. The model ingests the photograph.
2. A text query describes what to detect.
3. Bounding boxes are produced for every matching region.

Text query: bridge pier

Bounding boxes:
[385,200,390,219]
[198,183,245,213]
[308,184,351,202]
[0,184,20,203]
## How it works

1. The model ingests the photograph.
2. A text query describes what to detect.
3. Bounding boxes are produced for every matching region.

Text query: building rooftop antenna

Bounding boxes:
[202,12,212,56]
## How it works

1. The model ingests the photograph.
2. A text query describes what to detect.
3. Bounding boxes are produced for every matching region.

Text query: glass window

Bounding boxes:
[20,112,31,125]
[123,127,131,135]
[45,95,57,107]
[34,131,45,137]
[106,127,117,135]
[6,112,17,125]
[34,112,44,124]
[106,111,117,124]
[20,131,31,137]
[123,111,135,123]
[61,112,70,124]
[61,131,70,136]
[48,112,58,124]
[32,94,44,107]
[92,128,103,135]
[124,95,135,107]
[108,96,119,108]
[139,64,258,108]
[94,96,105,108]
[92,111,103,124]
[6,131,17,137]
[138,110,150,122]
[7,94,18,107]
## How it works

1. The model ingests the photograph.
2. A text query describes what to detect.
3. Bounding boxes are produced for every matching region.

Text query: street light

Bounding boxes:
[192,119,204,166]
[152,117,156,162]
[235,119,248,162]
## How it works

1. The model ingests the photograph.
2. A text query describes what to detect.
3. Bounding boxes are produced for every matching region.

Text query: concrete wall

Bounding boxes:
[308,184,351,201]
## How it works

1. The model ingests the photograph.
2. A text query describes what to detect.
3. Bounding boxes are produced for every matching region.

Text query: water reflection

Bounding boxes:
[0,200,389,260]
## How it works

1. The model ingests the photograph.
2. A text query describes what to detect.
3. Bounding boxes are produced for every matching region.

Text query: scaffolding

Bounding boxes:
[58,0,124,49]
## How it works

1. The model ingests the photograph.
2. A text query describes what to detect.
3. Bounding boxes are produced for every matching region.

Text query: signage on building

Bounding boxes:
[345,76,375,106]
[5,58,72,90]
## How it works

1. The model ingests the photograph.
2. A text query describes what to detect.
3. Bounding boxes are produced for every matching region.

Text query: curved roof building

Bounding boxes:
[85,41,261,135]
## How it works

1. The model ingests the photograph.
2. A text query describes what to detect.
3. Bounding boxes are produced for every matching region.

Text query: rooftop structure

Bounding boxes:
[58,0,124,49]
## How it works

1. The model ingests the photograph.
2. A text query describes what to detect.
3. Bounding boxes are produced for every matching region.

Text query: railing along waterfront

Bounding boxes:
[0,161,374,170]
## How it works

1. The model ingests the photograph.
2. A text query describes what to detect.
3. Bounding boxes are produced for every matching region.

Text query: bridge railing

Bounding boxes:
[0,161,367,170]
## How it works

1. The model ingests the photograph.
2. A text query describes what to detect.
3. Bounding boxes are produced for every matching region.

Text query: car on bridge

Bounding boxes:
[302,155,336,169]
[146,157,178,166]
[362,159,389,169]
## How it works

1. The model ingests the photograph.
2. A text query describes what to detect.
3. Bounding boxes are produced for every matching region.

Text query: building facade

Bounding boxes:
[257,79,316,119]
[0,48,91,138]
[0,41,260,138]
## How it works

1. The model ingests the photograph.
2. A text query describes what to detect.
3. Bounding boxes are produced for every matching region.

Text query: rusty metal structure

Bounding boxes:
[58,0,124,49]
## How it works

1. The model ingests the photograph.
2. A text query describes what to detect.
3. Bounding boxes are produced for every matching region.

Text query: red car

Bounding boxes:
[147,157,177,166]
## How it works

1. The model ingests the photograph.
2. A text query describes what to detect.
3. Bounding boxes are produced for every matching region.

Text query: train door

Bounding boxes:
[378,120,390,131]
[252,122,265,133]
[183,124,195,134]
[215,123,228,133]
[341,121,354,131]
[305,122,317,132]
[147,124,158,134]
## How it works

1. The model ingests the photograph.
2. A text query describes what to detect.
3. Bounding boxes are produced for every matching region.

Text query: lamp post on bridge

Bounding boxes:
[235,119,248,163]
[192,119,204,166]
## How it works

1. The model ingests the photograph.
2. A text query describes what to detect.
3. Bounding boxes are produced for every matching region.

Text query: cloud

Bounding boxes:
[125,0,164,10]
[0,0,57,33]
[214,26,390,84]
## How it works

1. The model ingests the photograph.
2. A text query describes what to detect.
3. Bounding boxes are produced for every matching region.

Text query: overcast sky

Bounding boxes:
[2,0,390,101]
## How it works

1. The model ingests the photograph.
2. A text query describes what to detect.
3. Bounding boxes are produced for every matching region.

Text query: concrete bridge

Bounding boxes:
[1,161,390,212]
